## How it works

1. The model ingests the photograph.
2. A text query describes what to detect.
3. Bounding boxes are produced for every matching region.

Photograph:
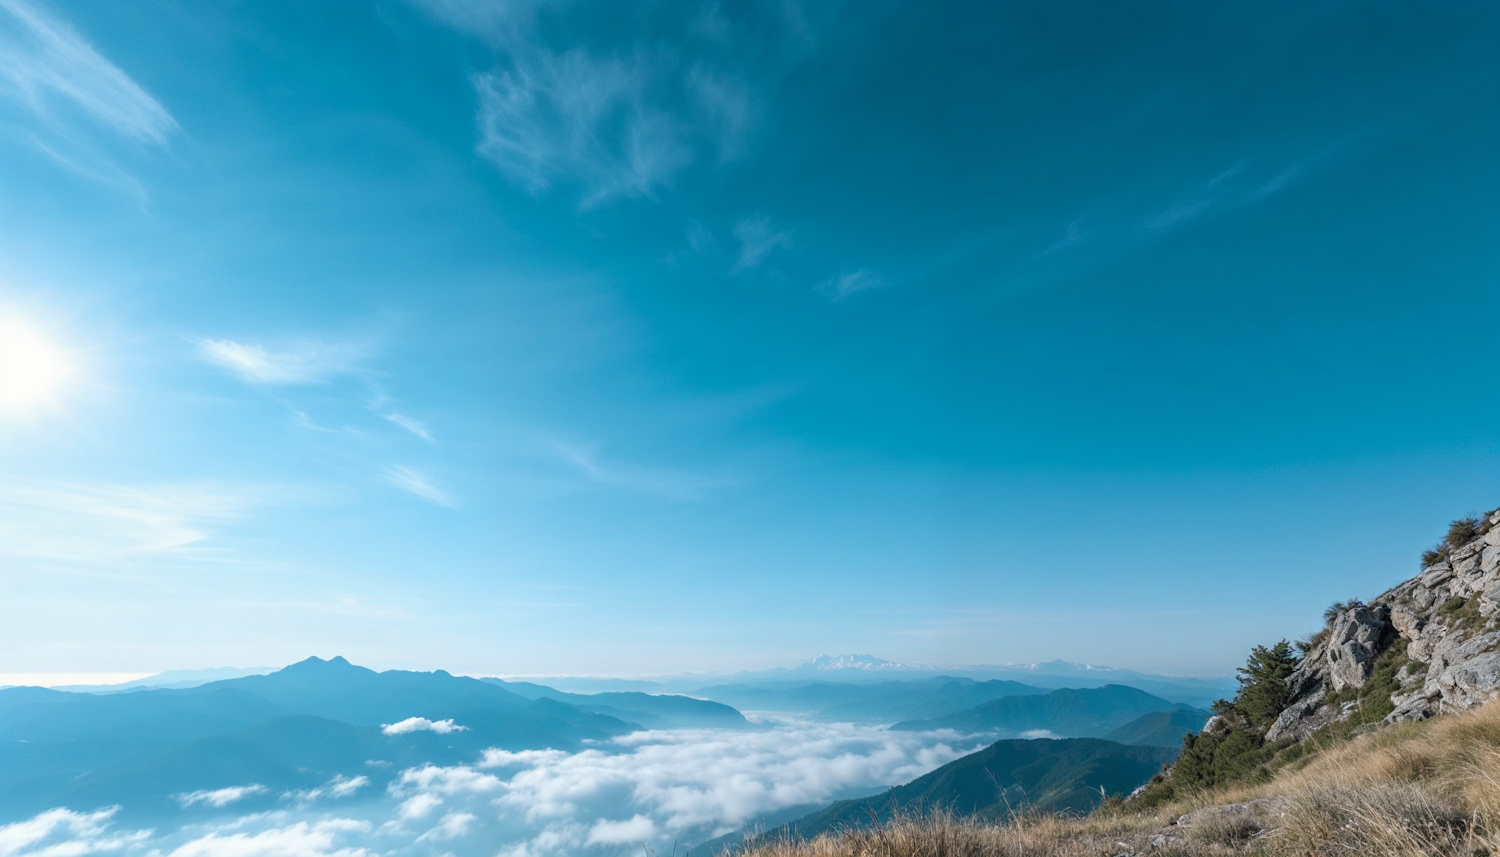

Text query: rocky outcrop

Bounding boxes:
[1264,508,1500,742]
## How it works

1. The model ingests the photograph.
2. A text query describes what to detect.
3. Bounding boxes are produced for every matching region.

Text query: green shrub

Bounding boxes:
[1445,515,1482,550]
[1420,514,1484,569]
[1322,600,1361,623]
[1436,594,1489,635]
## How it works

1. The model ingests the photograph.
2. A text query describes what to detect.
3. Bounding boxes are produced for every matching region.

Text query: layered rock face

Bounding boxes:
[1266,508,1500,742]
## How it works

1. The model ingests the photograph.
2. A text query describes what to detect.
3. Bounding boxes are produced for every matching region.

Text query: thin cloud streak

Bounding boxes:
[548,442,731,501]
[0,0,176,143]
[818,269,884,300]
[0,478,257,562]
[383,466,457,508]
[198,338,370,386]
[177,785,267,809]
[384,413,434,443]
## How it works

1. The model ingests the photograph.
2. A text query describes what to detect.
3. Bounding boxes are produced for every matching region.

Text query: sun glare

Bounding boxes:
[0,317,71,414]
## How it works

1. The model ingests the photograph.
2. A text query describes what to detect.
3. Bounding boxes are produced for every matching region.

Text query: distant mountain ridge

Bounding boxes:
[891,685,1206,738]
[0,656,745,823]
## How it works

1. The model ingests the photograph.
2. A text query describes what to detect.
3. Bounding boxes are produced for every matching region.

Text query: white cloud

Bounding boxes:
[383,413,434,443]
[381,467,457,509]
[177,785,267,808]
[0,478,253,562]
[818,270,884,300]
[380,717,468,736]
[396,794,443,822]
[286,775,368,803]
[732,216,792,272]
[415,812,476,843]
[167,819,372,857]
[586,815,655,845]
[0,808,148,857]
[470,721,978,839]
[198,339,368,386]
[391,764,503,798]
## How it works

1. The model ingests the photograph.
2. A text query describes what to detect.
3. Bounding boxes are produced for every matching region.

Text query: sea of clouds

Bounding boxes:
[0,719,988,857]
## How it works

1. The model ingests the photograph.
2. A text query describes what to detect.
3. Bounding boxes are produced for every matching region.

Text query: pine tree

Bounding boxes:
[1234,639,1299,729]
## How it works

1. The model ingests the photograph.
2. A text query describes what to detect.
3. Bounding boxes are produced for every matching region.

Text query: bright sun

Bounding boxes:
[0,317,71,413]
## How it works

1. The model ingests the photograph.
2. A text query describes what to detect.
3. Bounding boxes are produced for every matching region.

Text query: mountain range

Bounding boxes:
[890,684,1205,737]
[0,656,741,823]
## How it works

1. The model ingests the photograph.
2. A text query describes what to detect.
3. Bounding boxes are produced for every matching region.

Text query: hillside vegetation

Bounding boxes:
[736,664,1500,856]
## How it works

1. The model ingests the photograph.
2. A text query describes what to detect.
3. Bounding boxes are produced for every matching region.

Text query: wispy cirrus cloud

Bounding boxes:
[818,269,884,300]
[473,53,693,208]
[423,0,828,208]
[549,442,731,501]
[198,338,370,386]
[0,0,176,194]
[383,413,434,443]
[383,466,456,508]
[732,215,792,272]
[0,477,257,562]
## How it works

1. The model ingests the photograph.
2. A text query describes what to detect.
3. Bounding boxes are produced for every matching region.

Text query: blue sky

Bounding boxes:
[0,0,1496,680]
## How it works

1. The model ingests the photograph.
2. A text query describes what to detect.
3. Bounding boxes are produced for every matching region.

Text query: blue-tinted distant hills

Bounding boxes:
[696,676,1047,723]
[482,679,748,729]
[689,736,1179,855]
[1099,707,1210,747]
[890,685,1206,737]
[704,656,1233,706]
[803,737,1178,823]
[0,656,744,823]
[518,655,1234,710]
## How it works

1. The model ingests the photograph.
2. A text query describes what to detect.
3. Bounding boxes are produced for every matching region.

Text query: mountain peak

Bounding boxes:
[283,655,358,672]
[803,654,923,671]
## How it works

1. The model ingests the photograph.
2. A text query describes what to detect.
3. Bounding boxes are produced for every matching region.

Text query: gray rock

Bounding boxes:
[1438,652,1500,709]
[1390,604,1426,639]
[1484,544,1500,574]
[1422,563,1455,587]
[1324,604,1392,692]
[1386,692,1434,724]
[1265,687,1328,742]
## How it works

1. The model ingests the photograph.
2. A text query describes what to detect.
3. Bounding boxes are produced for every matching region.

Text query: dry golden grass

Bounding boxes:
[733,700,1500,857]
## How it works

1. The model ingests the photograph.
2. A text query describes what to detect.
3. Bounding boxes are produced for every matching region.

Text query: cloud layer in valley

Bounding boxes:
[0,721,984,857]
